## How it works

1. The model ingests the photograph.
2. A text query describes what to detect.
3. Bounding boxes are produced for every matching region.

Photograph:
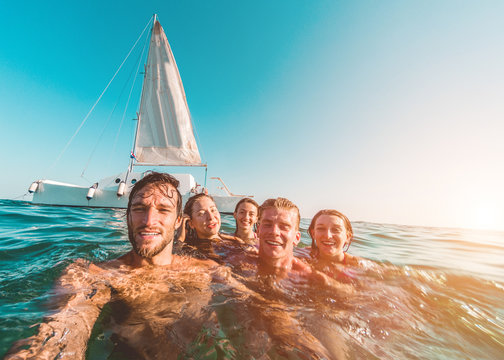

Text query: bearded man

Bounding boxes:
[6,172,226,360]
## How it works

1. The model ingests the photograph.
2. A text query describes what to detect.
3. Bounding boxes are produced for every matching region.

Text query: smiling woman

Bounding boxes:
[306,209,364,278]
[233,198,259,245]
[183,194,222,240]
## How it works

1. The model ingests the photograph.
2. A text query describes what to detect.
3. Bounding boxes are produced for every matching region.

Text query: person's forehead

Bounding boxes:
[238,202,257,212]
[193,197,217,211]
[132,184,177,204]
[316,214,345,227]
[261,207,297,222]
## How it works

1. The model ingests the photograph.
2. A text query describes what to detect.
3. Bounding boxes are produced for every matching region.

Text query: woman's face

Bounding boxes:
[234,202,258,232]
[189,197,221,239]
[311,214,351,259]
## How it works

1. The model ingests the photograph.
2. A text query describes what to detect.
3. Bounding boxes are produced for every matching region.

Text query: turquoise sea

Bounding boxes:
[1,199,503,359]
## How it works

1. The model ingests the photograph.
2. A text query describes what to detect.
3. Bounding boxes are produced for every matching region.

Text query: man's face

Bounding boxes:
[258,207,301,260]
[127,183,181,258]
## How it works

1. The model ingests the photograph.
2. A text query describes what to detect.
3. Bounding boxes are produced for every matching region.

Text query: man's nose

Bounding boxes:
[144,207,159,226]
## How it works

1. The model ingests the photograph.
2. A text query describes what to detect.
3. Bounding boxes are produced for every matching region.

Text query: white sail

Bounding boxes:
[134,19,201,166]
[30,15,249,213]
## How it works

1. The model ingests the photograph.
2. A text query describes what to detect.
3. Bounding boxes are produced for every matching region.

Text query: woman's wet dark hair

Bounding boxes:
[308,209,353,256]
[126,172,182,218]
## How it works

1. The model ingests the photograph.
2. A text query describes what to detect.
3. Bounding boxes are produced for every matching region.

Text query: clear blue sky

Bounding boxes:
[1,1,503,231]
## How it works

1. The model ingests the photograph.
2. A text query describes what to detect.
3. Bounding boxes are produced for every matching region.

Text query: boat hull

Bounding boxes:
[32,180,129,208]
[31,177,243,214]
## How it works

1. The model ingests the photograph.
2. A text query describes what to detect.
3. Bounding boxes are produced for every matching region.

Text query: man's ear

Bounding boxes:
[174,216,183,230]
[294,231,301,247]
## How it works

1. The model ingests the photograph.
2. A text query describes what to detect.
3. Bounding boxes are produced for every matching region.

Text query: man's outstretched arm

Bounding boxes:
[5,260,111,360]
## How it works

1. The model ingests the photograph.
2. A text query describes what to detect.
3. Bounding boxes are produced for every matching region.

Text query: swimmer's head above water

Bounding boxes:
[183,193,221,240]
[233,198,259,241]
[126,172,183,260]
[257,198,301,267]
[258,197,300,231]
[308,209,353,261]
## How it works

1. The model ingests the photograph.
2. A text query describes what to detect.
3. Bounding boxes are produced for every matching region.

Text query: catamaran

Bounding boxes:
[28,14,250,213]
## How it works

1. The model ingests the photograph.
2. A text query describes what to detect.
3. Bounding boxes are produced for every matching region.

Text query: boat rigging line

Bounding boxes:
[48,15,154,173]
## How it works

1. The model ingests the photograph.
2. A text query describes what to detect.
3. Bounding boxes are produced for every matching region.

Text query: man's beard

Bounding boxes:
[128,227,174,258]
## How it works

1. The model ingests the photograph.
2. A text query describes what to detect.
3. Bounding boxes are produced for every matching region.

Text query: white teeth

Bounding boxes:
[322,241,335,245]
[266,240,282,246]
[141,232,159,236]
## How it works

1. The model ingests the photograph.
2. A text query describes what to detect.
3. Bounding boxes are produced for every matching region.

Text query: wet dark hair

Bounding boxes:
[258,197,300,230]
[126,172,182,218]
[308,209,353,255]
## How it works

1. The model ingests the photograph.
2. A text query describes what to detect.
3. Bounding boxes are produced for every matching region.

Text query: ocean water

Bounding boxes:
[1,199,503,359]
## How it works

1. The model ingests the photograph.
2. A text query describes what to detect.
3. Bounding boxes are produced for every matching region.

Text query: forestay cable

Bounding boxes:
[49,16,153,171]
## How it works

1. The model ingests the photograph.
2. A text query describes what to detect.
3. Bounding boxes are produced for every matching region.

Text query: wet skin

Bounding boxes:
[220,206,351,359]
[5,184,225,360]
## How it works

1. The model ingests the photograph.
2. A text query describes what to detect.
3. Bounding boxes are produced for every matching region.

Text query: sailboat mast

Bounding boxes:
[128,14,156,173]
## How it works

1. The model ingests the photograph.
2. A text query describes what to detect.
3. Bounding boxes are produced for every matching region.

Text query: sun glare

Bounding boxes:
[469,203,504,231]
